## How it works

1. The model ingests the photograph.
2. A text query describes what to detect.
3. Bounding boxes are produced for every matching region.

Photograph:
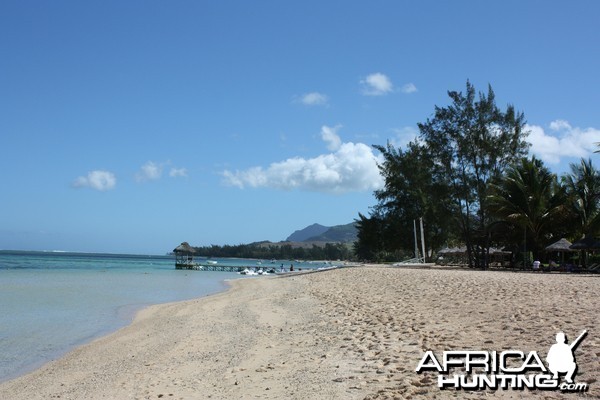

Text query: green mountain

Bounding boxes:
[285,222,358,243]
[285,223,329,242]
[305,222,357,243]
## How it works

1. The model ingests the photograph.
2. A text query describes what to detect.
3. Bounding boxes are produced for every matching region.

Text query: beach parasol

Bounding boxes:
[444,247,467,255]
[569,237,600,250]
[545,238,575,252]
[569,237,600,268]
[488,247,512,256]
[438,247,458,255]
[545,238,575,266]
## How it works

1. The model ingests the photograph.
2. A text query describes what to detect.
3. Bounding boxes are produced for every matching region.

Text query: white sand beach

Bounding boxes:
[1,266,598,399]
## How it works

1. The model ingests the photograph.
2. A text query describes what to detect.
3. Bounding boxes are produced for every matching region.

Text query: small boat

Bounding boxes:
[240,268,257,275]
[206,260,218,265]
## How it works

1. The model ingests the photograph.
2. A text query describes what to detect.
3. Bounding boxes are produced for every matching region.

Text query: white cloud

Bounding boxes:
[321,124,342,151]
[222,127,383,194]
[549,119,572,131]
[390,126,420,149]
[361,72,393,96]
[299,92,328,106]
[527,120,599,165]
[400,83,418,94]
[135,161,163,182]
[169,167,188,178]
[73,170,116,191]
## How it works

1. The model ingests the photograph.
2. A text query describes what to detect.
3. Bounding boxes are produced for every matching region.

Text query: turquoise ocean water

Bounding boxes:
[0,251,331,383]
[0,251,287,383]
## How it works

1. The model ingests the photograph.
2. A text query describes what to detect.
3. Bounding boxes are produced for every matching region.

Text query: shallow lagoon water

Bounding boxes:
[0,252,241,382]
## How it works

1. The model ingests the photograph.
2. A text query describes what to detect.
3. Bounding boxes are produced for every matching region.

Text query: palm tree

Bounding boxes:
[562,158,600,239]
[487,156,569,260]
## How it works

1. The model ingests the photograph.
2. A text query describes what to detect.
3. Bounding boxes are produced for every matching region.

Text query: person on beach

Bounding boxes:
[290,264,294,272]
[533,260,540,270]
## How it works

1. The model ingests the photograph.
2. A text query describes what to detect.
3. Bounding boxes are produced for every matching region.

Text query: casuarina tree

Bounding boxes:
[417,81,529,268]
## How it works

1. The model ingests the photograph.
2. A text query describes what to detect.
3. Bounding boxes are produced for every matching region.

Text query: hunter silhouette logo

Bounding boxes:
[415,329,589,392]
[547,330,587,384]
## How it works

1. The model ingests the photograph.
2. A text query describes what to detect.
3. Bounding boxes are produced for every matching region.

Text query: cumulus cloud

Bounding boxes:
[136,161,188,181]
[135,161,167,182]
[361,72,393,96]
[321,124,342,151]
[135,161,162,182]
[169,167,188,178]
[527,120,599,165]
[72,170,116,191]
[298,92,328,106]
[400,83,418,94]
[222,127,383,194]
[549,119,572,131]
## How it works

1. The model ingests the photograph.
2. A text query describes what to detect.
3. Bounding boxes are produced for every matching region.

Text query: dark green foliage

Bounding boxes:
[371,141,457,259]
[354,212,384,261]
[487,156,570,259]
[417,81,529,267]
[561,158,600,238]
[192,242,353,261]
[355,81,530,265]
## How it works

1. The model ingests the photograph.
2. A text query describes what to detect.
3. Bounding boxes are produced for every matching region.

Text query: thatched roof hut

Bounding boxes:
[438,246,466,255]
[545,238,575,252]
[173,242,196,267]
[174,242,196,254]
[437,247,509,256]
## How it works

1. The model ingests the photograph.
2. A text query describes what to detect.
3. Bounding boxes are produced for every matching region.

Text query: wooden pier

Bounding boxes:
[175,263,276,273]
[173,242,294,273]
[173,242,274,273]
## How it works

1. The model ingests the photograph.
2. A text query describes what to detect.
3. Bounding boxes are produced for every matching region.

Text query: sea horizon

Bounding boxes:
[0,249,173,258]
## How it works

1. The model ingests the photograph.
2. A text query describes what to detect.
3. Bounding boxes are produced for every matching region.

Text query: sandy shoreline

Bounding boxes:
[1,266,598,399]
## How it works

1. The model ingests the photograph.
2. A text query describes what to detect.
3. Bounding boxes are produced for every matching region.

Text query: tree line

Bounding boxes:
[192,242,353,261]
[355,81,600,267]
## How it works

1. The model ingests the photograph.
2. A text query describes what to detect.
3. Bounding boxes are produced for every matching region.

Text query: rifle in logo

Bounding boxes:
[546,330,587,384]
[415,329,590,392]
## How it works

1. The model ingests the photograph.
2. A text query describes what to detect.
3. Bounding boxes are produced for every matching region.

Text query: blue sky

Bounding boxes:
[1,1,599,254]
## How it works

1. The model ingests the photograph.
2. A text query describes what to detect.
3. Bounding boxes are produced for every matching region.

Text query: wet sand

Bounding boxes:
[1,266,598,399]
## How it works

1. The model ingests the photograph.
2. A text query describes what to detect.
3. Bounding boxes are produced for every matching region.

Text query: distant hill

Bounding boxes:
[286,223,329,242]
[305,222,357,243]
[285,222,357,243]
